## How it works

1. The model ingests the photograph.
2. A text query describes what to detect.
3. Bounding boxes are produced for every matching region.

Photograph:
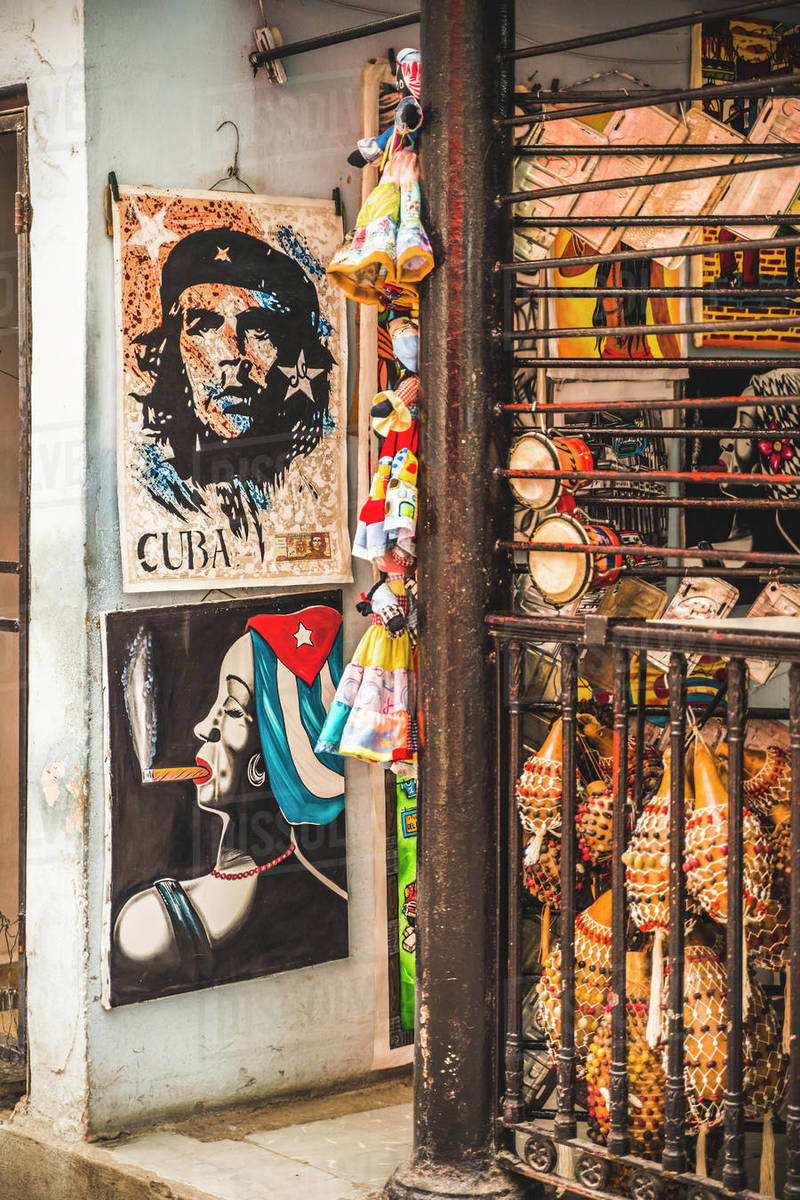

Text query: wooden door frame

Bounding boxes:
[0,101,31,1068]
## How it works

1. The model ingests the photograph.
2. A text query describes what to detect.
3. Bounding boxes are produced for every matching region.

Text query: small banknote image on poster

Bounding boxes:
[113,185,350,590]
[102,593,348,1007]
[386,774,416,1046]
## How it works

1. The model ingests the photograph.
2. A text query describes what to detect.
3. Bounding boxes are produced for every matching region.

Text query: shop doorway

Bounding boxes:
[0,96,30,1087]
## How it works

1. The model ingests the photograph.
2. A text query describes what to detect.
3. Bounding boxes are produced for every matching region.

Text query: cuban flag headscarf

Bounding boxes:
[246,606,344,826]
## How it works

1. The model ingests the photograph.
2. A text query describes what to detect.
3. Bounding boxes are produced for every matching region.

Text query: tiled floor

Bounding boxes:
[109,1101,412,1200]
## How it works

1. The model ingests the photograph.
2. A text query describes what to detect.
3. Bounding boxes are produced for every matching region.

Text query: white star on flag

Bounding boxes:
[277,349,324,403]
[293,622,313,648]
[126,201,180,263]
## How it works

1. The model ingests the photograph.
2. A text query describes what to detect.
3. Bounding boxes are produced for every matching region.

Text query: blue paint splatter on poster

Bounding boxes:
[274,225,324,281]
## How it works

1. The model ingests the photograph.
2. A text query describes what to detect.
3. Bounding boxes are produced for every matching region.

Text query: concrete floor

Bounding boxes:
[0,1074,413,1200]
[106,1101,412,1200]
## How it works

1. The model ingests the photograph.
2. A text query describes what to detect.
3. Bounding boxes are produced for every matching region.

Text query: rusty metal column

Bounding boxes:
[384,0,523,1197]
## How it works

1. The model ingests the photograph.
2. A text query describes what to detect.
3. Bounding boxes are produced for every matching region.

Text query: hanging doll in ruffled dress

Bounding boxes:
[319,51,431,774]
[317,371,420,768]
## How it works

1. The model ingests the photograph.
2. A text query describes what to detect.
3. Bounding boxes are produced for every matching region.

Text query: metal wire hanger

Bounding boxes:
[209,120,255,192]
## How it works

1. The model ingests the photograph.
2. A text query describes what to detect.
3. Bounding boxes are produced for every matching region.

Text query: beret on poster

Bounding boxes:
[158,227,320,325]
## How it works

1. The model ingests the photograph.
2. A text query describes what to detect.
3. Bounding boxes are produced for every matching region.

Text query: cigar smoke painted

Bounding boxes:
[123,629,213,786]
[123,627,158,782]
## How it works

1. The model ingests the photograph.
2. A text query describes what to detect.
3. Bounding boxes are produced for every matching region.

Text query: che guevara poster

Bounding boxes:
[113,185,350,591]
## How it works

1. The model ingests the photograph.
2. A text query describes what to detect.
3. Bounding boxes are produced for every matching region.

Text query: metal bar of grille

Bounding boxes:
[633,654,648,820]
[527,428,800,440]
[503,72,800,121]
[498,468,800,487]
[500,235,800,270]
[722,658,747,1191]
[505,316,800,341]
[625,567,800,579]
[578,497,800,511]
[555,642,578,1141]
[514,285,800,297]
[486,613,800,661]
[494,637,506,1121]
[502,2,796,62]
[788,662,800,1200]
[515,142,800,157]
[500,542,800,567]
[503,639,524,1125]
[520,698,790,719]
[514,215,800,227]
[500,397,800,415]
[663,652,687,1173]
[513,357,800,369]
[248,10,420,66]
[608,646,630,1155]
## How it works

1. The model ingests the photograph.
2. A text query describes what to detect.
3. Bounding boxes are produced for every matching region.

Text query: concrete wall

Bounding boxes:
[0,1,90,1140]
[81,0,417,1134]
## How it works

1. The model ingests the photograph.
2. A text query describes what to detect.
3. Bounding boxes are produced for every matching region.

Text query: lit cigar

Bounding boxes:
[142,763,212,784]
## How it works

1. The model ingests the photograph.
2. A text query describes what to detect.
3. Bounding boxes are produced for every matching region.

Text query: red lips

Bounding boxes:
[194,758,213,784]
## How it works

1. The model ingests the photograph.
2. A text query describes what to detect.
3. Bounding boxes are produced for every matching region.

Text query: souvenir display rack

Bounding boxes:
[489,4,800,1200]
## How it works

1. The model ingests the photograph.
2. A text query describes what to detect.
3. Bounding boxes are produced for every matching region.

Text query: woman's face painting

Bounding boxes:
[193,633,260,811]
[718,407,757,473]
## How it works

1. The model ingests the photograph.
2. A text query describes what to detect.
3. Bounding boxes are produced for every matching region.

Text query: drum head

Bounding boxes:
[528,515,592,606]
[508,433,560,511]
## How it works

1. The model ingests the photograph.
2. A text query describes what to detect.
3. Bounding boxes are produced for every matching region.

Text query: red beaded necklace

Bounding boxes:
[211,843,294,881]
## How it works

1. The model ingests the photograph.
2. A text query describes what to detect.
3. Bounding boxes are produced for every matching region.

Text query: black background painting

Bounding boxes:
[685,367,800,606]
[104,592,347,1006]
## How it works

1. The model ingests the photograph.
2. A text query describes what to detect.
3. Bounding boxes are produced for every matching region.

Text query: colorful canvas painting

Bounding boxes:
[385,773,416,1047]
[549,229,683,360]
[693,16,800,349]
[113,185,350,590]
[101,593,347,1007]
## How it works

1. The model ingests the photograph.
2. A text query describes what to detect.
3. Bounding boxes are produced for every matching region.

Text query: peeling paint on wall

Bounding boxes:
[40,761,65,808]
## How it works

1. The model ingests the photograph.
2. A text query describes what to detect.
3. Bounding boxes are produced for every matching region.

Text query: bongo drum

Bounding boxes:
[508,432,593,512]
[527,514,622,606]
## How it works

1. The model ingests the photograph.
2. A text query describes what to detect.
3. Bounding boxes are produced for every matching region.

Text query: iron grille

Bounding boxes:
[490,614,800,1200]
[490,3,800,1198]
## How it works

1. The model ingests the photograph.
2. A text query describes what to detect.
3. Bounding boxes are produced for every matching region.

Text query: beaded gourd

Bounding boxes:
[684,739,771,927]
[516,718,564,862]
[522,831,561,908]
[623,746,690,933]
[576,781,615,868]
[665,937,728,1130]
[663,935,787,1132]
[536,889,613,1076]
[585,951,665,1160]
[718,742,790,820]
